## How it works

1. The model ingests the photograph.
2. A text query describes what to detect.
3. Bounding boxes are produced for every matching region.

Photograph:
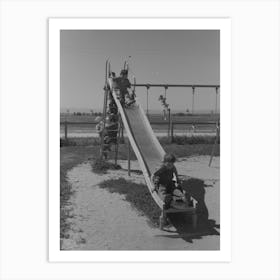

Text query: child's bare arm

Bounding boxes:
[173,166,180,184]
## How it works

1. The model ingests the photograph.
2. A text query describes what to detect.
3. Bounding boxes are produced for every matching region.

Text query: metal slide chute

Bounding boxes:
[107,78,165,209]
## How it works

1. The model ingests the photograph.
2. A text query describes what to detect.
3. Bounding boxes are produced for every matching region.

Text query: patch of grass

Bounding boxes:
[99,178,161,227]
[64,137,100,146]
[60,171,75,240]
[60,134,219,147]
[161,135,219,145]
[60,146,100,247]
[60,138,77,147]
[91,158,121,174]
[61,141,219,160]
[164,143,220,158]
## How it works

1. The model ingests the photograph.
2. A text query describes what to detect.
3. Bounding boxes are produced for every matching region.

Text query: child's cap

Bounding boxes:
[163,153,176,163]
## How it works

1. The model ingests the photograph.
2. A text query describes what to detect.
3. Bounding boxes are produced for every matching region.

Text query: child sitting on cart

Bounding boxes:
[152,153,193,210]
[152,153,186,210]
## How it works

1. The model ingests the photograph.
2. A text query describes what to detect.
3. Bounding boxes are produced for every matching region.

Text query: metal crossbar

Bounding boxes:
[134,84,220,89]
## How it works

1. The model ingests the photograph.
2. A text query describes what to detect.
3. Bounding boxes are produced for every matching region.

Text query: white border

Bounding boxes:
[49,18,231,262]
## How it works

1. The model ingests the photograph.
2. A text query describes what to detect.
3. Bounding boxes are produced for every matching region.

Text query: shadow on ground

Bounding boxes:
[156,178,220,245]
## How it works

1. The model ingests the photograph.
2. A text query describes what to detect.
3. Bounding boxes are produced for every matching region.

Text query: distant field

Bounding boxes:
[60,113,219,123]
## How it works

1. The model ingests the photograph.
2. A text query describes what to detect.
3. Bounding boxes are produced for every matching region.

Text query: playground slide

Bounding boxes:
[108,78,165,209]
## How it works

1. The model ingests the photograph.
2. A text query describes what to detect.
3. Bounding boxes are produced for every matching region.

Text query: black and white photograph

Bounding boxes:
[59,27,222,251]
[1,1,280,279]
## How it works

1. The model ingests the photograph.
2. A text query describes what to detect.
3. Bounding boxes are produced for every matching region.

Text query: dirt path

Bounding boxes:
[61,156,220,250]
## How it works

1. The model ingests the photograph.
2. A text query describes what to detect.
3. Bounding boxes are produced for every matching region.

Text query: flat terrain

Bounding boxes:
[62,157,219,250]
[60,143,220,250]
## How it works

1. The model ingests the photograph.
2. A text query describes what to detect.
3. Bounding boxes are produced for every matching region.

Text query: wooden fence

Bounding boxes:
[60,120,218,142]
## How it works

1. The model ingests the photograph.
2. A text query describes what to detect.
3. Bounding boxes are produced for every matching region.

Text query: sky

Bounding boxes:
[60,30,220,113]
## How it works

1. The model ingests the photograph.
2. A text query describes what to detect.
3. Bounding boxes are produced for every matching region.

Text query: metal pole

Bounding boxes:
[115,116,122,166]
[146,85,150,118]
[209,123,220,167]
[164,85,168,99]
[64,120,68,140]
[134,83,220,89]
[100,60,109,159]
[171,122,174,143]
[215,87,219,114]
[168,108,171,138]
[128,142,131,176]
[121,121,124,143]
[114,142,118,166]
[192,87,195,115]
[163,86,168,120]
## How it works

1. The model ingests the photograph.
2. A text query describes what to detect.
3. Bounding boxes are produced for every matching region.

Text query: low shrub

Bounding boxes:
[91,158,121,174]
[160,135,219,145]
[60,138,77,147]
[60,170,75,240]
[60,135,219,147]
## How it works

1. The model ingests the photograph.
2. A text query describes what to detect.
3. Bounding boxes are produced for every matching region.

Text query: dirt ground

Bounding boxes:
[61,156,220,250]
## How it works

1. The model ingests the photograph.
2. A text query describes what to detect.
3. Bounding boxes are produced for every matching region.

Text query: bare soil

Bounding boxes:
[61,156,220,250]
